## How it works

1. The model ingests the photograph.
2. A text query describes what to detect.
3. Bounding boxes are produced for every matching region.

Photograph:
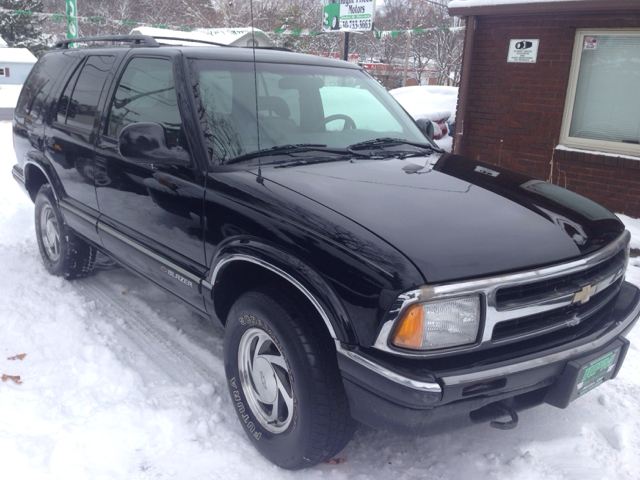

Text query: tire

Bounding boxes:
[34,184,97,279]
[224,287,356,470]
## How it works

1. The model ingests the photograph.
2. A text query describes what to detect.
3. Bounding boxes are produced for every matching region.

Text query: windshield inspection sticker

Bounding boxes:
[507,39,539,63]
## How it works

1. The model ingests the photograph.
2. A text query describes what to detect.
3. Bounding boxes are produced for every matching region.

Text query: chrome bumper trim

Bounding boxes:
[336,342,443,394]
[442,293,640,386]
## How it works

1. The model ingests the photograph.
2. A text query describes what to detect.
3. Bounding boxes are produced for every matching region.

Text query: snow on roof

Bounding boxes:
[448,0,639,14]
[0,47,37,64]
[449,0,583,7]
[0,37,7,48]
[130,26,273,47]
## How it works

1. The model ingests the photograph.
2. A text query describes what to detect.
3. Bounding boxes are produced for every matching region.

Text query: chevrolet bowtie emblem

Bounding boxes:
[572,284,597,304]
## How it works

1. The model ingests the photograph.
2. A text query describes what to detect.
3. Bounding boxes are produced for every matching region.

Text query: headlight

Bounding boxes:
[391,296,480,351]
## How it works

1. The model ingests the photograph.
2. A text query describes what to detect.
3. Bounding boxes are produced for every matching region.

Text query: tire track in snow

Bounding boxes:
[73,276,222,387]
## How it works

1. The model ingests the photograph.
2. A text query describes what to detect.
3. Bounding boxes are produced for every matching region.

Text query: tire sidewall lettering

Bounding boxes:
[228,311,300,441]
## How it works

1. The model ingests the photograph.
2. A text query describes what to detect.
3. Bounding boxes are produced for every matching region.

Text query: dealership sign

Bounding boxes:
[322,0,376,32]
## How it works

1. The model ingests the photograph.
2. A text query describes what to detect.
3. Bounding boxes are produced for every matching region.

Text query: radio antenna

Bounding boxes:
[249,0,264,184]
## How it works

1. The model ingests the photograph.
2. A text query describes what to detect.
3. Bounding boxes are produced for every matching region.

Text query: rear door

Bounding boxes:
[95,53,208,310]
[47,54,118,244]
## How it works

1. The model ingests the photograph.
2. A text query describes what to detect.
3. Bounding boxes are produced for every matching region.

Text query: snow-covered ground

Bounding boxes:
[2,116,640,477]
[0,85,22,108]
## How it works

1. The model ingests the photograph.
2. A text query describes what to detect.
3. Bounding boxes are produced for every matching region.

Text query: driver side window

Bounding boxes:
[108,57,185,149]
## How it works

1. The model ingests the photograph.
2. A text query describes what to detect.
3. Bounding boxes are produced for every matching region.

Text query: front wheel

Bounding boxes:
[34,184,96,279]
[224,287,355,469]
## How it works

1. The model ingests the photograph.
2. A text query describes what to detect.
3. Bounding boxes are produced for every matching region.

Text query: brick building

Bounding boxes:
[448,0,640,216]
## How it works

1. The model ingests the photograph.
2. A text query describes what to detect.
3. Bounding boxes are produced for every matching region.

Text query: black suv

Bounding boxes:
[12,35,640,470]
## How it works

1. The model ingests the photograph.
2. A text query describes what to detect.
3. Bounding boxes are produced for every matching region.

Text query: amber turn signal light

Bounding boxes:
[392,304,424,348]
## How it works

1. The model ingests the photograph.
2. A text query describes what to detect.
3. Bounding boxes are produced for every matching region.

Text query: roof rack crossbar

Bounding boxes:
[151,36,230,48]
[54,35,160,49]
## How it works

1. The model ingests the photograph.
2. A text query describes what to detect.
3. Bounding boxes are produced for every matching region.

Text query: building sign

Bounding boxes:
[507,39,539,63]
[322,0,376,32]
[584,36,597,50]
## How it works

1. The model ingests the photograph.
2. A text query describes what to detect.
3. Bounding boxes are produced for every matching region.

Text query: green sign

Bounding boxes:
[322,0,376,32]
[66,0,78,46]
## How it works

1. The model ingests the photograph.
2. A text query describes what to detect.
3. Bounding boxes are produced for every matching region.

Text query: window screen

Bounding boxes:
[108,57,183,149]
[564,31,640,154]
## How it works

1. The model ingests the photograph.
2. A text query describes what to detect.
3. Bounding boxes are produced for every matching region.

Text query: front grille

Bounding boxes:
[495,249,626,310]
[492,277,623,342]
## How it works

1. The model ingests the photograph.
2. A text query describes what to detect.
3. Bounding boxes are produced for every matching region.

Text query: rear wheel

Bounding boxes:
[224,287,355,469]
[34,184,96,279]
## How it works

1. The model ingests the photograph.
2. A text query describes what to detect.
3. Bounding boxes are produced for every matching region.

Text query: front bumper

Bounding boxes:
[337,280,640,436]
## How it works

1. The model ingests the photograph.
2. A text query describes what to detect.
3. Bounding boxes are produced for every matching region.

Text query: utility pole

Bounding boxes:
[341,31,351,62]
[402,0,415,87]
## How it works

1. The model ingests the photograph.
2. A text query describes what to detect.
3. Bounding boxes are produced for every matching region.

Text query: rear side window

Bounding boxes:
[57,55,115,130]
[107,57,183,148]
[16,53,74,123]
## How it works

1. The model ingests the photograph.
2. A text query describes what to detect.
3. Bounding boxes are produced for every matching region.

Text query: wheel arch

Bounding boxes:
[207,243,358,344]
[23,154,64,203]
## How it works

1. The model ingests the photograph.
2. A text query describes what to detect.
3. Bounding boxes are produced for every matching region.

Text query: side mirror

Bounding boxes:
[118,122,189,165]
[416,118,435,141]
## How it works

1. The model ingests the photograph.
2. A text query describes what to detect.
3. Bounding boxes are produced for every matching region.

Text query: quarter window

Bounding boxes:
[56,55,115,130]
[560,30,640,157]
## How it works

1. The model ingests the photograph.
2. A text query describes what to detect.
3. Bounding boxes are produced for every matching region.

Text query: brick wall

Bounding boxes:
[457,12,640,216]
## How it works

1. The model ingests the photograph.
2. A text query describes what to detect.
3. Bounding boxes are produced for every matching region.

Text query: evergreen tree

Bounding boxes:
[0,0,49,56]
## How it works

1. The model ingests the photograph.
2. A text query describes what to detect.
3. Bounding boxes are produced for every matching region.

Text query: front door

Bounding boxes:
[95,55,207,310]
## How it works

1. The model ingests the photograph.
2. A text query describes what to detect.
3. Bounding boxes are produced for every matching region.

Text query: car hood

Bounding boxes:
[257,153,624,283]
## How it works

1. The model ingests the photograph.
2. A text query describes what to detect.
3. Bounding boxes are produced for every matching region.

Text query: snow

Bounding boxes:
[390,86,458,152]
[0,84,23,108]
[2,92,640,478]
[390,86,459,123]
[131,27,273,48]
[449,0,585,8]
[0,48,37,64]
[555,144,640,162]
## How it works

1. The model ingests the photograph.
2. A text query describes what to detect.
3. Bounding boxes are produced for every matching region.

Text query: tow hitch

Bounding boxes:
[489,402,519,430]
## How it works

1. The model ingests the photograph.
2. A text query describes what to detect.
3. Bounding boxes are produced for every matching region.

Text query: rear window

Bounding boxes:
[16,52,75,123]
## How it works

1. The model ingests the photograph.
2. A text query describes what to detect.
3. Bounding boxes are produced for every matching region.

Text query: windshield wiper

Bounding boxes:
[225,144,348,165]
[347,137,444,156]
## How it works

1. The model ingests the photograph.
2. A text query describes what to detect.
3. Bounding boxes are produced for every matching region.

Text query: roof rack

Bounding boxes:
[54,35,160,49]
[53,33,294,53]
[151,36,229,48]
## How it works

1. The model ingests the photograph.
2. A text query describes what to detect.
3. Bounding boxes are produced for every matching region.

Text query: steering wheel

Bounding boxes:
[321,114,356,131]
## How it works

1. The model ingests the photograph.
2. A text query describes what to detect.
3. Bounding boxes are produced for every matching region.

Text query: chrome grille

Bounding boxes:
[492,277,623,342]
[495,250,626,310]
[373,231,630,358]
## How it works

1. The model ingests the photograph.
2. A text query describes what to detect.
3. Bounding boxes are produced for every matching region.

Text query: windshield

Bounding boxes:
[190,59,434,165]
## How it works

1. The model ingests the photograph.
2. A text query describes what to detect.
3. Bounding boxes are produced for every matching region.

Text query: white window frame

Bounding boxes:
[560,29,640,158]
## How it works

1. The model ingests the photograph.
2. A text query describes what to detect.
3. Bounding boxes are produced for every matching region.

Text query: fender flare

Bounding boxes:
[204,239,358,344]
[24,151,66,202]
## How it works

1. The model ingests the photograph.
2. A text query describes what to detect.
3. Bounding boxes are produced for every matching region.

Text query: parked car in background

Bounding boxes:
[390,85,458,142]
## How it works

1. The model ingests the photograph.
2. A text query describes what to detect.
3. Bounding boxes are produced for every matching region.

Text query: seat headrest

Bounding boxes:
[257,96,290,118]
